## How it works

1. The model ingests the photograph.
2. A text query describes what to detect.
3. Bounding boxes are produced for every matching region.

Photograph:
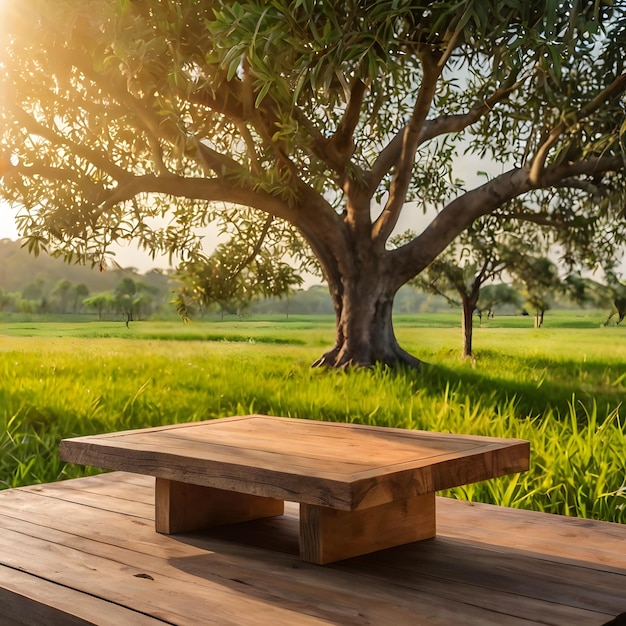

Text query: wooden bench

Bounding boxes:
[59,415,529,564]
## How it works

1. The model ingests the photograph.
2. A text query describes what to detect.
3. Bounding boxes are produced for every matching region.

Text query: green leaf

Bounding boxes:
[226,55,241,81]
[255,81,272,108]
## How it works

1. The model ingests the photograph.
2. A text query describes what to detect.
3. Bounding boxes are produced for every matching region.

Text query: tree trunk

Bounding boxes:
[459,285,481,359]
[312,273,422,369]
[535,309,544,328]
[298,185,434,370]
[461,295,474,359]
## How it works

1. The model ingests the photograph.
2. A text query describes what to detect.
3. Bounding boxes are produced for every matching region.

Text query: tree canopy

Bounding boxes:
[1,1,625,367]
[174,223,304,319]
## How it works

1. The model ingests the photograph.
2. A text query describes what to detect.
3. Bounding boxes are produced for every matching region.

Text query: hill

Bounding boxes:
[0,238,169,294]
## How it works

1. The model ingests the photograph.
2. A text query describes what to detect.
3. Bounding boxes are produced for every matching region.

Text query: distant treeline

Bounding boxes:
[0,238,175,319]
[0,238,457,320]
[0,237,586,321]
[249,285,454,317]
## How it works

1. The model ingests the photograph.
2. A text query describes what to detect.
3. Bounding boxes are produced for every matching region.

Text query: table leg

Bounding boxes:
[155,478,284,534]
[299,492,436,564]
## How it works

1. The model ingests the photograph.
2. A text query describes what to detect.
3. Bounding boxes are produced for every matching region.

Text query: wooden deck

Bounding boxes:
[0,472,624,625]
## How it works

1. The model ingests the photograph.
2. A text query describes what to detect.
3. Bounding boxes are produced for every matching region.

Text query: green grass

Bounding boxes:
[0,317,335,345]
[0,314,625,524]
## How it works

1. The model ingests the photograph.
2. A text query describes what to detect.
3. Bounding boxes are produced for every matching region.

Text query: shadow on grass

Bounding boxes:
[418,354,624,423]
[70,331,306,345]
[137,333,306,345]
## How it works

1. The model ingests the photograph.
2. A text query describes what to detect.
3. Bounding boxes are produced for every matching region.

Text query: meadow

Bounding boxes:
[1,311,625,524]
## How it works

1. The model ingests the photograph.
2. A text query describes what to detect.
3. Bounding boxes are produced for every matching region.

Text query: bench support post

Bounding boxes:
[155,478,284,534]
[299,492,436,564]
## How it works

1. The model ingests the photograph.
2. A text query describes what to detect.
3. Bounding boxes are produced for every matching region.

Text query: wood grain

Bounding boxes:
[0,564,163,626]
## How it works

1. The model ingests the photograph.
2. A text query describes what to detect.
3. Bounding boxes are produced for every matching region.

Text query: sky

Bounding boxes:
[0,205,17,240]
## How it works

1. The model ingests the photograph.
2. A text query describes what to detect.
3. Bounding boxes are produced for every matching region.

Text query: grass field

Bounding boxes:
[1,312,625,523]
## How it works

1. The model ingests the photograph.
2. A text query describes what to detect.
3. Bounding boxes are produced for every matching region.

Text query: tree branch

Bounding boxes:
[192,139,248,178]
[390,168,534,288]
[422,75,525,140]
[145,134,169,176]
[92,174,294,223]
[500,211,572,229]
[73,62,248,180]
[195,70,324,178]
[529,72,626,185]
[414,269,457,305]
[551,178,600,194]
[368,72,524,197]
[327,78,368,166]
[11,107,129,182]
[474,258,492,286]
[476,258,508,286]
[389,154,625,289]
[419,274,460,306]
[541,155,625,185]
[27,48,190,181]
[202,77,306,186]
[229,213,274,279]
[235,121,262,176]
[372,50,443,244]
[14,162,94,191]
[190,80,246,123]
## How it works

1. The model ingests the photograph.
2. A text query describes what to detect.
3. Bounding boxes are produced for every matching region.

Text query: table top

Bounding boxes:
[60,415,529,510]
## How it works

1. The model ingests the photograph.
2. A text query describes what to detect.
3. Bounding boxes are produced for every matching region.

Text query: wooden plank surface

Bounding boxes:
[59,415,529,510]
[0,472,624,625]
[0,565,166,626]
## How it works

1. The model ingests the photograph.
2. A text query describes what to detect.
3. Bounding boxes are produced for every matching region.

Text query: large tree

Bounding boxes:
[1,1,625,367]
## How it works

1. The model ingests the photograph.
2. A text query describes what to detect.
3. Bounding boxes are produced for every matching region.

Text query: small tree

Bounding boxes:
[21,277,44,303]
[73,283,89,313]
[51,278,73,313]
[412,217,538,358]
[114,277,155,325]
[566,271,626,325]
[176,248,304,319]
[82,292,116,320]
[176,219,304,319]
[0,289,16,312]
[476,284,522,320]
[513,257,561,328]
[604,273,626,326]
[176,256,244,319]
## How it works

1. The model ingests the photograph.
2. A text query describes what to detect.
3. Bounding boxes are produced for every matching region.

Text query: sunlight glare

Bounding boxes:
[0,204,18,240]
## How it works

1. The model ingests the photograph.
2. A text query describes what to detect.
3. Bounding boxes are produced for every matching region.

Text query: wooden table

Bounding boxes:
[59,415,529,564]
